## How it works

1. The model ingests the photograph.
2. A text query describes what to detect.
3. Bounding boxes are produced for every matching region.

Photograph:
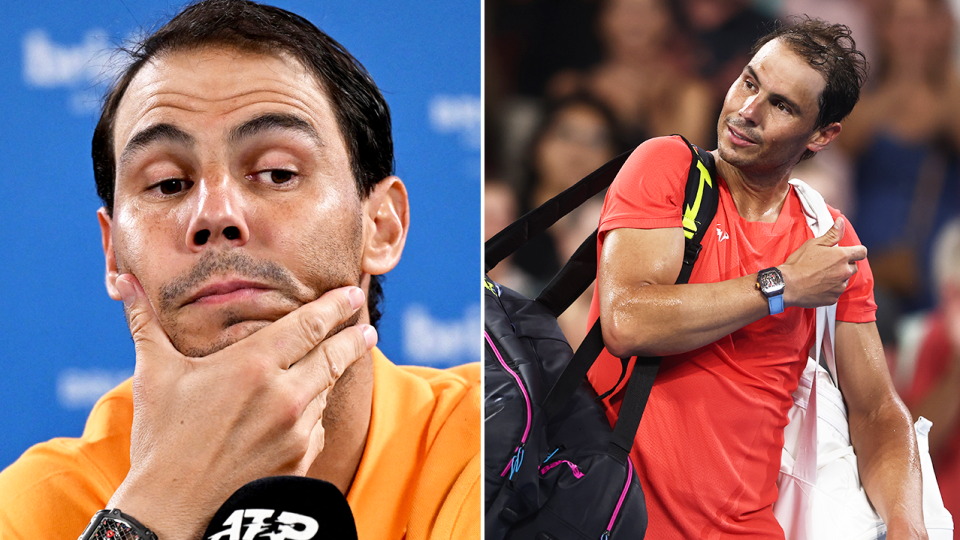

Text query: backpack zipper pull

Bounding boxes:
[541,445,564,464]
[508,443,525,479]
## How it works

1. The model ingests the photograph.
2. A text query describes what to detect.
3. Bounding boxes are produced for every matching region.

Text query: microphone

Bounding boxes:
[202,476,358,540]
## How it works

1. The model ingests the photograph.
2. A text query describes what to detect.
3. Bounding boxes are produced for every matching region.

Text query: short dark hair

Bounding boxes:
[752,17,867,159]
[92,0,392,327]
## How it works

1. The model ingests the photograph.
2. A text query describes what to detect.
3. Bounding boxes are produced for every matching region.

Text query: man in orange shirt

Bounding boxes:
[589,18,927,539]
[0,1,479,539]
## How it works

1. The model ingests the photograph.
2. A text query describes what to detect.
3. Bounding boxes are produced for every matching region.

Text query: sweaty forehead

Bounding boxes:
[750,39,827,104]
[112,45,340,158]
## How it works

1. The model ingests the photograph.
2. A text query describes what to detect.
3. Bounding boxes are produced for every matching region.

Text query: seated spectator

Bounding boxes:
[675,0,775,120]
[484,179,535,297]
[512,95,624,289]
[550,0,713,147]
[904,217,960,540]
[838,0,960,339]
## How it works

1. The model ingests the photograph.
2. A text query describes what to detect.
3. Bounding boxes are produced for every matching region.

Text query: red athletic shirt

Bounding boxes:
[587,136,877,539]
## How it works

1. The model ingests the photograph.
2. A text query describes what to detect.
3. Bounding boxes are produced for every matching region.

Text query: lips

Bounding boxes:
[184,280,274,306]
[727,123,758,145]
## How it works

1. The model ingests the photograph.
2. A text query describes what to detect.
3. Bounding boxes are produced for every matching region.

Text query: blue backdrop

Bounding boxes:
[0,0,480,469]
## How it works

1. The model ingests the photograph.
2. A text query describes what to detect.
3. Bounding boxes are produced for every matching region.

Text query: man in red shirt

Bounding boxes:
[589,18,927,539]
[905,218,960,540]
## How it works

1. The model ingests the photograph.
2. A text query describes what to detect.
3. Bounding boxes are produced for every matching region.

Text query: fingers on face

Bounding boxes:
[288,322,375,397]
[278,288,378,415]
[118,273,184,374]
[293,287,365,357]
[281,390,327,473]
[247,286,367,370]
[301,392,328,466]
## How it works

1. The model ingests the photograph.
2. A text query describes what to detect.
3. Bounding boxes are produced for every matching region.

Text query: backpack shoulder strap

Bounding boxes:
[604,136,720,462]
[677,134,720,285]
[535,137,718,317]
[485,148,632,273]
[541,137,721,465]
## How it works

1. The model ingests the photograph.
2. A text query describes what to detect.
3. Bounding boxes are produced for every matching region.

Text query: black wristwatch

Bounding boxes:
[756,267,785,315]
[78,509,158,540]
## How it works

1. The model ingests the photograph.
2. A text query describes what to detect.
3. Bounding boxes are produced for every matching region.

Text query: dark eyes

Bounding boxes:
[742,78,791,114]
[157,179,193,195]
[255,169,296,184]
[150,169,297,197]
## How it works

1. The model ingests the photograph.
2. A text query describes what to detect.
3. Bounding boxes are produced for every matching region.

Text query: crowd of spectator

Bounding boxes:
[485,0,960,532]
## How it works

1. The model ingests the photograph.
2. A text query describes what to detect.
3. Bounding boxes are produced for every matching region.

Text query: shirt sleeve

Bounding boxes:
[599,136,694,240]
[833,210,879,323]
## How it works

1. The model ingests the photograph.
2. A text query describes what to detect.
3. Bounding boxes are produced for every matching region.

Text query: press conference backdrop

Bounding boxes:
[0,0,480,468]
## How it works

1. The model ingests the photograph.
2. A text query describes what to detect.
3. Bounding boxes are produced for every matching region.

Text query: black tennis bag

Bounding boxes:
[484,136,719,540]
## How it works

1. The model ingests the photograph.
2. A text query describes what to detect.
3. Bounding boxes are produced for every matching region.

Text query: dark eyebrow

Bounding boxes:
[745,65,804,115]
[228,113,323,147]
[119,123,195,167]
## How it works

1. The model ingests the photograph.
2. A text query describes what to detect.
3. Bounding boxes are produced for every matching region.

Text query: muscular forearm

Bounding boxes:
[601,273,769,357]
[599,220,863,358]
[838,321,926,538]
[850,397,927,539]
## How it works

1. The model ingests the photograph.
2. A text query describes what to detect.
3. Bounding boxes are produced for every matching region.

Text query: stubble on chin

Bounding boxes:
[147,247,361,357]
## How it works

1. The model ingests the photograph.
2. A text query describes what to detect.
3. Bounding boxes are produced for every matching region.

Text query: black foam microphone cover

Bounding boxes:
[202,476,358,540]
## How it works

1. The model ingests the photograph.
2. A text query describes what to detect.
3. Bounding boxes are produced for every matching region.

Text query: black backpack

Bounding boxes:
[484,136,720,540]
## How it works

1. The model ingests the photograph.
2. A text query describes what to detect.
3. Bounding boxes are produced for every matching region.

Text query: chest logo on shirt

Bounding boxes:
[715,223,729,243]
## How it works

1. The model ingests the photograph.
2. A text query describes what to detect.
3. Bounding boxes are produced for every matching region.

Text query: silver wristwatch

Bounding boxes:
[78,509,158,540]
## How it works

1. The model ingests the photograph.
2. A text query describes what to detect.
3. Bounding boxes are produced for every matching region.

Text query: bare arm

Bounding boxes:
[598,217,866,358]
[598,226,767,357]
[837,320,927,540]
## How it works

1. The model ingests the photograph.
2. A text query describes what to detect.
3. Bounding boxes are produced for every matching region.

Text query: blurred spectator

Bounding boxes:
[839,0,960,342]
[489,0,603,99]
[789,146,857,216]
[512,95,624,289]
[777,0,877,68]
[486,0,604,182]
[521,95,623,208]
[484,179,535,297]
[903,217,960,539]
[675,0,776,119]
[554,197,606,348]
[548,0,714,147]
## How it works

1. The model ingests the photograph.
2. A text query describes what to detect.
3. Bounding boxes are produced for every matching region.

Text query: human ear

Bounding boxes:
[806,122,842,154]
[98,207,122,301]
[360,176,409,275]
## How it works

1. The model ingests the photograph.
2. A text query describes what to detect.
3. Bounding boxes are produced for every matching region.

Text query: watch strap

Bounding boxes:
[768,294,784,315]
[78,509,158,540]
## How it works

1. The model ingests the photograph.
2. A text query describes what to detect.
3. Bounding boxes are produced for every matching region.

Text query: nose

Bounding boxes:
[739,94,761,124]
[185,175,249,251]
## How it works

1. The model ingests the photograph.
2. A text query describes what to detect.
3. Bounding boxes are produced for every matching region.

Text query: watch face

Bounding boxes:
[759,268,785,295]
[92,519,136,540]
